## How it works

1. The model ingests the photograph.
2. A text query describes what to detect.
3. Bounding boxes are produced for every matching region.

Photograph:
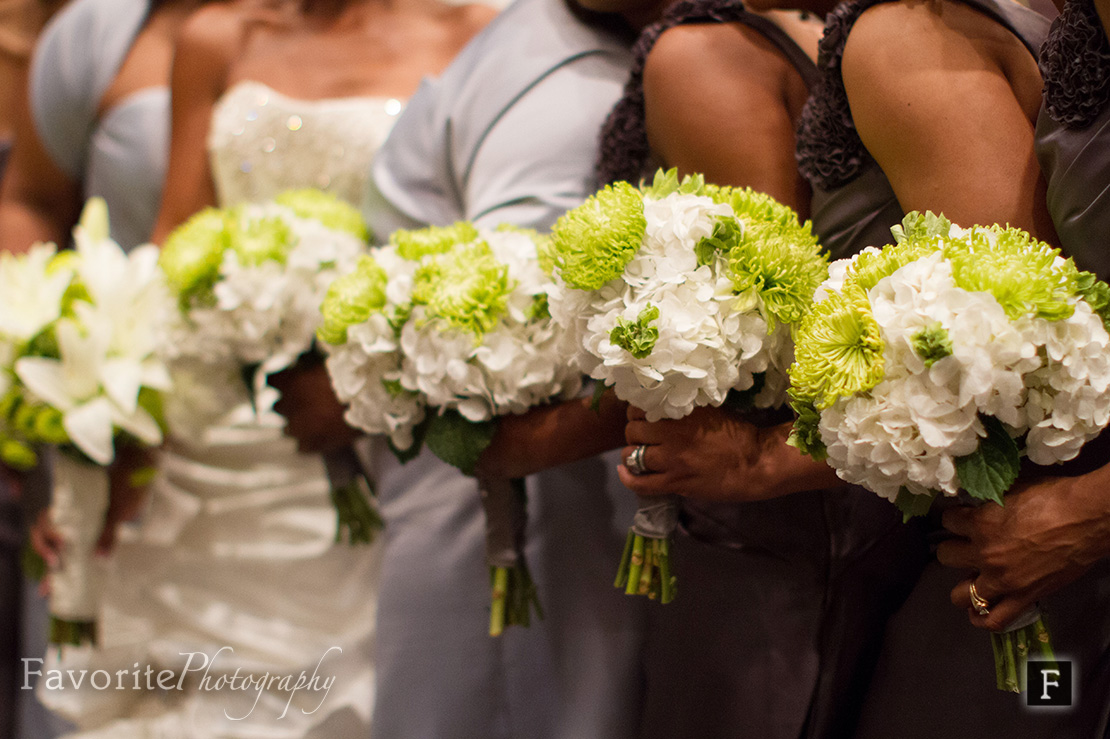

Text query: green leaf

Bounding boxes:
[424,411,498,476]
[954,415,1020,506]
[786,397,827,461]
[589,381,607,414]
[893,486,936,522]
[889,210,951,244]
[1076,270,1110,333]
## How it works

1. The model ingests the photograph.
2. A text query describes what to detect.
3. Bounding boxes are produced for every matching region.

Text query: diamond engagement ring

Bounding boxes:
[626,445,650,476]
[969,582,991,616]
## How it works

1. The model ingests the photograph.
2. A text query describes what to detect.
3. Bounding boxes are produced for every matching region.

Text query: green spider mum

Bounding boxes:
[391,222,480,262]
[317,255,389,345]
[159,208,230,301]
[275,188,370,241]
[943,224,1077,322]
[718,188,827,327]
[790,282,885,410]
[551,181,646,290]
[228,211,293,267]
[411,241,513,336]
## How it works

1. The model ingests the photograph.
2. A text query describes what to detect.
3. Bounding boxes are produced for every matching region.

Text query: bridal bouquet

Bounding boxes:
[548,169,827,602]
[158,189,381,543]
[320,222,581,634]
[0,199,171,645]
[789,211,1110,691]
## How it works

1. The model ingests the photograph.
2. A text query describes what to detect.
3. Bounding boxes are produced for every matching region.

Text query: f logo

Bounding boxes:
[1026,661,1072,707]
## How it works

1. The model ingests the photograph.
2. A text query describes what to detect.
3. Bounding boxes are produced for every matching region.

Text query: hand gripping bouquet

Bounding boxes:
[319,222,582,635]
[158,189,382,543]
[548,169,828,602]
[789,211,1110,691]
[0,199,171,645]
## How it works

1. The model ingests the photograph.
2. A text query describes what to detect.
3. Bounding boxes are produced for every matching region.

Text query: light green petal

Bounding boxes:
[317,255,390,345]
[552,181,645,290]
[391,222,480,261]
[275,188,370,241]
[790,282,885,409]
[944,224,1077,321]
[722,188,827,327]
[159,208,230,300]
[411,241,512,336]
[228,211,293,266]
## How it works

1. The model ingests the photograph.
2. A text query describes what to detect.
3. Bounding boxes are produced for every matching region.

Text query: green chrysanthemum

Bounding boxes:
[392,222,480,262]
[944,224,1077,321]
[610,304,660,359]
[228,212,293,267]
[275,188,370,241]
[159,208,230,300]
[317,255,390,345]
[848,239,939,292]
[790,282,885,409]
[411,241,512,336]
[719,188,827,327]
[552,181,646,290]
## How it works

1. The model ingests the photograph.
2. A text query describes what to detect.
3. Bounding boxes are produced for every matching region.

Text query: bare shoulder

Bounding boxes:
[437,2,499,45]
[645,21,795,101]
[845,0,1027,77]
[175,3,247,73]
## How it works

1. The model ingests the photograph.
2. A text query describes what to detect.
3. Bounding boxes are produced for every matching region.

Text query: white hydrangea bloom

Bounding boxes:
[551,191,792,421]
[398,229,581,424]
[161,202,367,376]
[812,245,1110,502]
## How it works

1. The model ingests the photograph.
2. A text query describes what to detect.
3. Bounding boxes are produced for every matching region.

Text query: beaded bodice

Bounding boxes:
[208,80,404,207]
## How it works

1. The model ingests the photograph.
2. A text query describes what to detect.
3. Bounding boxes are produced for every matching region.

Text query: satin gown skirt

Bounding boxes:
[38,419,380,738]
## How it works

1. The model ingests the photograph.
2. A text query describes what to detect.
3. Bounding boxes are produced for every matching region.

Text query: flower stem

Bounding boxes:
[49,617,96,647]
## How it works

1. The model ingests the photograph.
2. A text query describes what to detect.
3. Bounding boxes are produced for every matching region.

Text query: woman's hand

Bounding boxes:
[269,359,360,455]
[939,468,1110,631]
[475,388,627,480]
[30,444,156,581]
[617,405,841,500]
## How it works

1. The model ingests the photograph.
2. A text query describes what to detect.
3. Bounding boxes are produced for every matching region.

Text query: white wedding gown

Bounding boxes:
[38,81,403,739]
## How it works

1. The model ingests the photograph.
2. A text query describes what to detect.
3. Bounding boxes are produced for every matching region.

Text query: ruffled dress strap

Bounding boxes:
[1041,0,1110,129]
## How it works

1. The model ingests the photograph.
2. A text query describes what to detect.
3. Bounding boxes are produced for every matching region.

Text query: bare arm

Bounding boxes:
[843,0,1056,241]
[0,66,80,253]
[149,5,235,242]
[644,21,811,210]
[617,21,841,500]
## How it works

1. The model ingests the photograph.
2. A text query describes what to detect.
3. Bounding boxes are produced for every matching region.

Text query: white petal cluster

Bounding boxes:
[10,219,172,464]
[160,202,367,374]
[324,246,424,450]
[398,229,582,423]
[816,251,1110,499]
[549,191,791,421]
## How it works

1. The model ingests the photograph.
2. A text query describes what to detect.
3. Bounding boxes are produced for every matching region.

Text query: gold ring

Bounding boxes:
[969,582,990,616]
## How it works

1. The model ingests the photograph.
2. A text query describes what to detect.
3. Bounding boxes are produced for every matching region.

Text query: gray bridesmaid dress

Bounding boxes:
[796,0,1110,736]
[364,1,648,737]
[29,0,168,251]
[597,2,930,737]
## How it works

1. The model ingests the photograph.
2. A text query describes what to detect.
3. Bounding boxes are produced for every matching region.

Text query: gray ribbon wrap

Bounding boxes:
[630,494,679,539]
[479,476,527,569]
